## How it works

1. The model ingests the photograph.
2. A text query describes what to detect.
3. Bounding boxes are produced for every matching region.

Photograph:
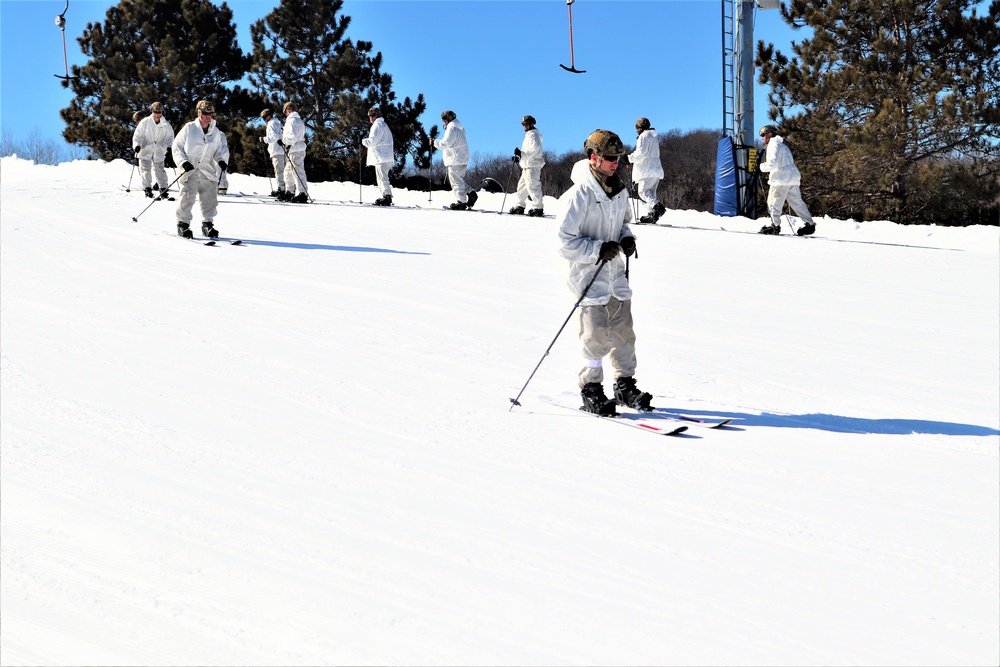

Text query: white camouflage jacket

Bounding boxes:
[282,112,307,154]
[263,117,284,158]
[760,135,802,186]
[627,129,663,181]
[171,118,229,182]
[557,168,636,306]
[132,116,175,160]
[433,119,469,167]
[362,117,394,166]
[519,128,545,169]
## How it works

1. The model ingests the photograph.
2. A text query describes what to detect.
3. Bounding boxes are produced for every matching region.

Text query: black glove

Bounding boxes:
[514,147,522,158]
[181,161,194,172]
[598,241,621,262]
[277,139,284,147]
[133,146,141,156]
[512,154,520,164]
[620,236,636,257]
[218,160,228,171]
[164,148,175,168]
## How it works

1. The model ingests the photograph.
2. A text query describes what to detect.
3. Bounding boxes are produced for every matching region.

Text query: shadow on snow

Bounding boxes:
[661,408,1000,436]
[233,239,429,254]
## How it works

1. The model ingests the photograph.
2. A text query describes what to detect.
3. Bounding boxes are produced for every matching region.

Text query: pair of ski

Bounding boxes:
[166,232,242,246]
[539,395,732,437]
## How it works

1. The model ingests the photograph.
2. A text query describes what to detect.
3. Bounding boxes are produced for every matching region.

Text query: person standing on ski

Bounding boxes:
[557,129,650,416]
[627,117,664,224]
[259,108,286,198]
[171,100,229,239]
[132,102,174,200]
[281,101,309,203]
[430,110,476,210]
[758,125,816,236]
[362,107,395,206]
[510,115,546,217]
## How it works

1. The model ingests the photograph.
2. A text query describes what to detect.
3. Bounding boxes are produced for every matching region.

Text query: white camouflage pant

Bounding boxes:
[284,150,308,195]
[139,157,168,191]
[269,152,286,191]
[446,164,470,203]
[635,177,660,216]
[175,172,219,224]
[767,183,814,227]
[577,296,637,388]
[516,166,543,211]
[373,162,392,197]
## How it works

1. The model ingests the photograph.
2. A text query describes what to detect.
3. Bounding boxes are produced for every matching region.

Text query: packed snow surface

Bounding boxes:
[2,157,998,666]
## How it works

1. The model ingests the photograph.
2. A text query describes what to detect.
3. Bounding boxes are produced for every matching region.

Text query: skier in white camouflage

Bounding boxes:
[132,101,174,200]
[509,115,545,217]
[259,108,287,198]
[171,100,229,239]
[362,106,395,206]
[281,101,309,203]
[758,124,816,236]
[431,110,477,211]
[557,129,651,416]
[627,117,664,224]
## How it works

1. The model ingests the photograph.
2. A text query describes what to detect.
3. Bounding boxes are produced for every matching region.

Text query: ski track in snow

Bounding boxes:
[1,157,998,666]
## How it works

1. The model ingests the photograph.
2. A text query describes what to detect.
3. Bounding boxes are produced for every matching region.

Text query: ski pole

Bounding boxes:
[125,160,137,192]
[782,212,798,234]
[262,144,274,193]
[626,163,640,221]
[509,259,608,410]
[359,144,363,203]
[131,170,183,222]
[500,156,516,214]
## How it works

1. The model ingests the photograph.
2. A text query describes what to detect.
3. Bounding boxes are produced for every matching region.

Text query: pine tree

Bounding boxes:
[248,0,427,183]
[61,0,251,162]
[757,0,999,224]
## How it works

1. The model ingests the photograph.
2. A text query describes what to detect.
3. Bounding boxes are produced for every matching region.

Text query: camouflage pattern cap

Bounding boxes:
[584,129,624,157]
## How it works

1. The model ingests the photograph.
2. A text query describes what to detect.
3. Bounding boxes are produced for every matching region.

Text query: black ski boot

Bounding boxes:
[153,184,160,191]
[144,187,154,198]
[527,208,545,217]
[652,202,666,221]
[177,221,193,239]
[637,214,656,225]
[613,377,653,411]
[758,223,781,235]
[277,190,293,202]
[509,205,525,215]
[466,191,478,209]
[374,195,393,207]
[201,221,219,239]
[581,382,618,416]
[292,192,309,204]
[796,221,816,236]
[449,201,467,211]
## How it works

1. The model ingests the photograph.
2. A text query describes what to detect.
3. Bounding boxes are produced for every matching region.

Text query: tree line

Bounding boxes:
[756,0,999,226]
[54,0,999,225]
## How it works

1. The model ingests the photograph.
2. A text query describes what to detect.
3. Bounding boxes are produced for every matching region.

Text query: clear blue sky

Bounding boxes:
[1,0,806,160]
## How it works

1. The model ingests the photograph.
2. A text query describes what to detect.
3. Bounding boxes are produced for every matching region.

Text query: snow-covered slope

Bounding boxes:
[2,156,998,666]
